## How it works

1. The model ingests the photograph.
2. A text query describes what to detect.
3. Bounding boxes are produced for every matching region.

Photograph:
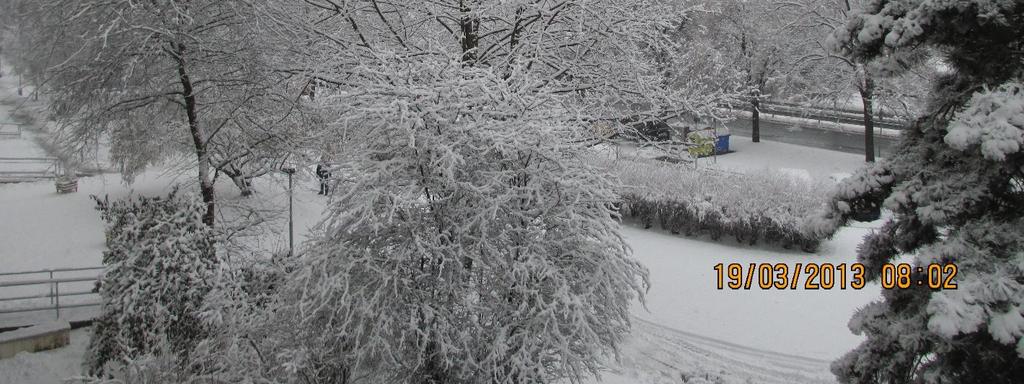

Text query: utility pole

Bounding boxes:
[282,167,296,256]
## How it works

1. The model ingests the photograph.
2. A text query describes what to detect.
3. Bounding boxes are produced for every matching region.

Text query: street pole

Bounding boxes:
[283,167,296,256]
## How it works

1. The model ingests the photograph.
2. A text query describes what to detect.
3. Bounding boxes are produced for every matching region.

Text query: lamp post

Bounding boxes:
[282,167,296,257]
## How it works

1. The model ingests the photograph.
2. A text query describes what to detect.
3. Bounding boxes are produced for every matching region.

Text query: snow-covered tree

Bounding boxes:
[182,1,744,383]
[792,0,934,163]
[0,0,65,98]
[822,1,1024,382]
[86,190,219,376]
[6,0,309,224]
[272,67,649,384]
[702,0,822,143]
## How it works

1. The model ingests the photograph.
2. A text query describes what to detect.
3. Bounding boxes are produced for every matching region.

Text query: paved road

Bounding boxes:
[725,117,898,159]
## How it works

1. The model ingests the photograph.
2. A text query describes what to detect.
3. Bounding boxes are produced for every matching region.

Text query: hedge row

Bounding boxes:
[590,155,831,251]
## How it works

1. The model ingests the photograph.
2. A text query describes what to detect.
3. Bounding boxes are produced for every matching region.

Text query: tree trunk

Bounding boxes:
[458,0,480,273]
[860,74,876,163]
[459,0,480,66]
[751,97,761,143]
[175,42,216,227]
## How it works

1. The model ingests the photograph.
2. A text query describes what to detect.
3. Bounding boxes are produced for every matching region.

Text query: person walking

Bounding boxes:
[316,157,331,195]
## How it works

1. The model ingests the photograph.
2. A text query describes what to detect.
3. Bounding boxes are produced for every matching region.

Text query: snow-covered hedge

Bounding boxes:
[592,156,830,251]
[86,190,219,375]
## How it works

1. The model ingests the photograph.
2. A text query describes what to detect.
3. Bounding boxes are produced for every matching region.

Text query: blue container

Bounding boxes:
[715,134,730,154]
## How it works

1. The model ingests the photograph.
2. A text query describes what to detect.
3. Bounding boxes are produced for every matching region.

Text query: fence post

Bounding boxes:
[49,270,54,304]
[54,282,60,319]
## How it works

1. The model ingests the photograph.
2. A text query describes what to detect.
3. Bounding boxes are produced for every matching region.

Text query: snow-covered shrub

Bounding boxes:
[154,254,294,384]
[801,161,893,242]
[250,60,649,384]
[75,340,190,384]
[592,155,830,251]
[85,189,219,375]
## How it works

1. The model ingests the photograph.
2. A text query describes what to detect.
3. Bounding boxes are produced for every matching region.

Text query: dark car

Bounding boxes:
[620,117,672,142]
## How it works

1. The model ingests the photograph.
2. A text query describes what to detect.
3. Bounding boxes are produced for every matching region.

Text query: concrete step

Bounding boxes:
[0,320,71,359]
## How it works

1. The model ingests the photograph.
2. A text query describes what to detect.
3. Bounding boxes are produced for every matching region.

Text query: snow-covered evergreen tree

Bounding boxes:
[822,1,1024,382]
[86,190,219,376]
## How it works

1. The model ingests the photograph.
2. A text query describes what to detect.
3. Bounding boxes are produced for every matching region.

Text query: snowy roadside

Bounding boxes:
[596,134,870,182]
[729,109,903,139]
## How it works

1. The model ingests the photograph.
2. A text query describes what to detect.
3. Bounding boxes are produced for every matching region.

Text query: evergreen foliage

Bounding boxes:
[824,1,1024,382]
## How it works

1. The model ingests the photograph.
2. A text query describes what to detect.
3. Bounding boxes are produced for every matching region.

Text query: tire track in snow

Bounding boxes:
[610,317,836,383]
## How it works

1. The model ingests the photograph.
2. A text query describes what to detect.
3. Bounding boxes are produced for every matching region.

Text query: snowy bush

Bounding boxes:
[801,161,893,242]
[243,60,651,384]
[85,189,219,375]
[75,341,190,384]
[592,156,830,251]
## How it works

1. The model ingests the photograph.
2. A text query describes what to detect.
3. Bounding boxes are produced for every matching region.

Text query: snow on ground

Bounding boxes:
[0,327,90,384]
[0,173,178,272]
[625,224,880,360]
[595,318,837,384]
[0,102,53,178]
[0,67,46,159]
[0,124,47,159]
[598,134,868,183]
[571,220,882,384]
[713,135,867,181]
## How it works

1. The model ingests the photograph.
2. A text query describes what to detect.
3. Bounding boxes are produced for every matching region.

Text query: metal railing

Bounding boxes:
[759,101,908,130]
[0,267,103,320]
[0,123,22,139]
[0,156,60,182]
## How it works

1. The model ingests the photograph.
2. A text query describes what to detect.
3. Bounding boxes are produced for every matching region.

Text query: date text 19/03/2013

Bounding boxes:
[713,262,958,290]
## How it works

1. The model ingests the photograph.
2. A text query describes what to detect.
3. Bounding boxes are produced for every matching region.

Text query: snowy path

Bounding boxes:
[612,317,835,384]
[0,98,55,181]
[0,322,837,384]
